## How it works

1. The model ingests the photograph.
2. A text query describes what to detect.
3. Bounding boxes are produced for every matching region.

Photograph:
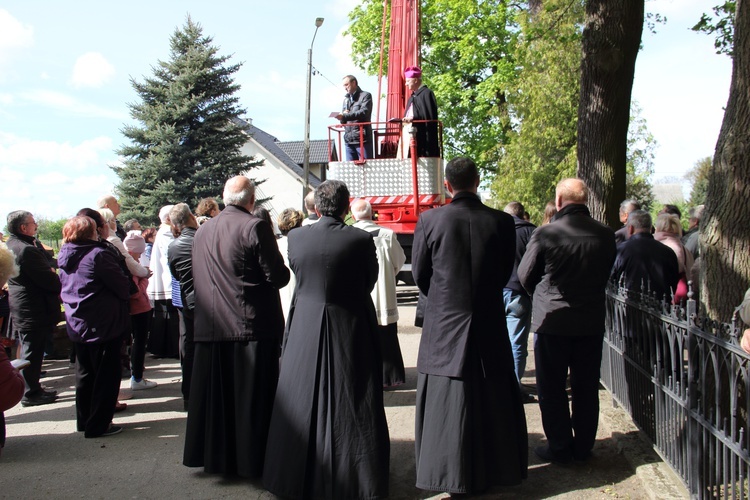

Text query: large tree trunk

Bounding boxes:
[701,0,750,321]
[576,0,644,227]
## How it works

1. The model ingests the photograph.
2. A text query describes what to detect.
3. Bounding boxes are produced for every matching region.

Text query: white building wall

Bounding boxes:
[240,142,305,221]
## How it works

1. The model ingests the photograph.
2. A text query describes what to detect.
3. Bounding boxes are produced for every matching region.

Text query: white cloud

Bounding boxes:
[329,27,357,75]
[324,0,362,22]
[18,89,126,119]
[0,9,34,52]
[0,133,118,220]
[0,132,114,171]
[69,52,115,89]
[0,9,34,81]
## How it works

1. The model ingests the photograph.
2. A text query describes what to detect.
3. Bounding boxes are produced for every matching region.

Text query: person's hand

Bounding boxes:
[335,113,344,120]
[741,328,750,355]
[402,117,413,123]
[147,269,154,279]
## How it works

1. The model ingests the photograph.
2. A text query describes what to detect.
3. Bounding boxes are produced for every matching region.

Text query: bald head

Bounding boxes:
[97,195,121,217]
[555,178,588,210]
[350,199,372,221]
[223,176,255,210]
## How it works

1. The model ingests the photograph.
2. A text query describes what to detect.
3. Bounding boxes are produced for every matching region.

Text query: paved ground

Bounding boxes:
[1,291,689,499]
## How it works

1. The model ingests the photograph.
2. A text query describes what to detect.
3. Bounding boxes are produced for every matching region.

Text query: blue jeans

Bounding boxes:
[503,289,531,384]
[345,141,373,161]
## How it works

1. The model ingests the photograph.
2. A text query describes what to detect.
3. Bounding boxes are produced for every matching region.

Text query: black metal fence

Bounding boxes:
[602,282,750,499]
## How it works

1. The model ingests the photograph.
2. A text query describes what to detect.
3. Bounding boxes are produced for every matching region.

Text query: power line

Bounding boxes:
[312,66,341,90]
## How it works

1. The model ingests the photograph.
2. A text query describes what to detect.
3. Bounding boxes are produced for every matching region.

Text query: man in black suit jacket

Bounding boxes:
[184,176,289,478]
[611,209,679,301]
[167,203,198,408]
[518,178,617,465]
[411,157,527,495]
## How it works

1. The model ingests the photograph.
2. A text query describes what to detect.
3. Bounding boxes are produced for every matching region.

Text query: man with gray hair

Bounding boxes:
[146,204,179,359]
[5,210,61,406]
[301,190,319,225]
[611,209,679,301]
[351,198,407,387]
[184,176,289,478]
[167,203,198,409]
[682,204,704,260]
[615,199,641,243]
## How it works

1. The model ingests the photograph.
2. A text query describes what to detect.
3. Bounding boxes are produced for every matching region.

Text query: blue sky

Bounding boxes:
[0,0,731,221]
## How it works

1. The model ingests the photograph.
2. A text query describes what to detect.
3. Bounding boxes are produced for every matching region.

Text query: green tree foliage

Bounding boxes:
[114,17,261,224]
[693,1,736,56]
[36,217,66,251]
[492,1,654,222]
[347,0,655,223]
[685,156,711,206]
[492,0,582,221]
[347,0,518,166]
[625,103,656,211]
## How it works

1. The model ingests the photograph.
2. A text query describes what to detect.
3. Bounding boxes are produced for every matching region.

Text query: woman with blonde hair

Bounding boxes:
[654,213,694,303]
[0,242,23,455]
[276,208,304,320]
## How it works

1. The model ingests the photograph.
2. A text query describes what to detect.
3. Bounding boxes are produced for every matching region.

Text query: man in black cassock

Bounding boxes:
[411,157,528,495]
[263,180,390,499]
[402,65,440,157]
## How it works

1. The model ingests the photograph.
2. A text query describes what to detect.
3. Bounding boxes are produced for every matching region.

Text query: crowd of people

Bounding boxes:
[0,147,743,498]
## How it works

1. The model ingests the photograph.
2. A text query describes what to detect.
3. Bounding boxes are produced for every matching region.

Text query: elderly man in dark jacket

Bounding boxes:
[411,157,527,495]
[611,210,679,301]
[183,176,289,478]
[518,178,616,465]
[5,210,61,406]
[167,203,198,409]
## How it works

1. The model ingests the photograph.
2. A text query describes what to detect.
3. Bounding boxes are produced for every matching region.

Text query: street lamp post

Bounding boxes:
[303,17,324,214]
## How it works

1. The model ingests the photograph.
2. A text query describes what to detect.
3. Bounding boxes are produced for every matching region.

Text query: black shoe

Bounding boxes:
[573,450,592,463]
[521,392,536,403]
[85,425,123,438]
[101,425,123,436]
[534,445,572,465]
[21,391,58,406]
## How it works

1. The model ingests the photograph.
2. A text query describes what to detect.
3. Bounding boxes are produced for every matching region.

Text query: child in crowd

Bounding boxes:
[123,233,157,391]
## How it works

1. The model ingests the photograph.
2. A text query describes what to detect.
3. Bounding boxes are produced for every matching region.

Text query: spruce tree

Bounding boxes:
[114,17,260,224]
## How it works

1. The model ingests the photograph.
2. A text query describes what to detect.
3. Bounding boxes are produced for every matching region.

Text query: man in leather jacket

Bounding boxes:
[336,75,373,161]
[167,203,197,408]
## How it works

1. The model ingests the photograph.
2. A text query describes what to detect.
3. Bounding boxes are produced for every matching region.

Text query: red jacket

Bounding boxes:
[130,275,151,315]
[0,349,24,412]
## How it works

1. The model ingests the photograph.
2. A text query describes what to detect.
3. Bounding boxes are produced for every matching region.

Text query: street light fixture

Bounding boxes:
[303,17,324,213]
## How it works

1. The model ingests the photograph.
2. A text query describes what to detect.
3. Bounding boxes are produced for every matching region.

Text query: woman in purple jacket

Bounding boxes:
[58,216,131,438]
